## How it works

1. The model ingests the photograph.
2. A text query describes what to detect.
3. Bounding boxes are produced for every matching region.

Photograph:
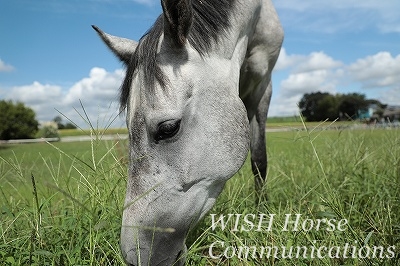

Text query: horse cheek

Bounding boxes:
[193,89,250,182]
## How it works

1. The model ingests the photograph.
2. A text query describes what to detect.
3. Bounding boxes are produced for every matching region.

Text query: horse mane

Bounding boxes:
[120,0,235,110]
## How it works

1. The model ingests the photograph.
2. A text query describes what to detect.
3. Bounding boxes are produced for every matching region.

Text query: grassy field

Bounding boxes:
[1,125,399,265]
[58,128,128,138]
[54,116,357,137]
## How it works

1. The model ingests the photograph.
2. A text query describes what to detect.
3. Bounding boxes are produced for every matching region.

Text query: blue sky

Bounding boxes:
[1,0,399,128]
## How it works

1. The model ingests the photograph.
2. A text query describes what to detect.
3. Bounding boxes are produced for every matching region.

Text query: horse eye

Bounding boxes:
[155,119,181,142]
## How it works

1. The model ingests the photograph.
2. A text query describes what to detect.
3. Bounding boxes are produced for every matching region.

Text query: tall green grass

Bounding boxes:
[186,126,400,265]
[0,132,128,265]
[1,124,399,265]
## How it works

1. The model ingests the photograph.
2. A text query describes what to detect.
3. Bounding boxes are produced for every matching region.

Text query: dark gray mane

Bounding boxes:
[120,0,235,110]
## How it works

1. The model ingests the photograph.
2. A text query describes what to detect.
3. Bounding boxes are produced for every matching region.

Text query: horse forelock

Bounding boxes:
[119,0,235,111]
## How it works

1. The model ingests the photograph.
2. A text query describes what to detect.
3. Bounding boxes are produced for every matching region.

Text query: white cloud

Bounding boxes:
[61,67,125,128]
[64,67,124,105]
[0,59,14,72]
[274,48,303,71]
[271,69,338,117]
[275,49,342,73]
[347,52,400,88]
[379,87,400,106]
[281,70,336,95]
[5,67,126,128]
[269,94,301,117]
[7,81,63,106]
[295,52,342,73]
[271,50,343,117]
[270,49,400,117]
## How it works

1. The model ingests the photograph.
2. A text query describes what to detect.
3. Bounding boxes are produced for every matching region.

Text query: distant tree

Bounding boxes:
[299,92,388,122]
[338,93,368,120]
[64,122,77,129]
[53,115,76,130]
[0,100,39,140]
[53,115,65,129]
[317,94,339,121]
[299,92,337,121]
[37,125,60,138]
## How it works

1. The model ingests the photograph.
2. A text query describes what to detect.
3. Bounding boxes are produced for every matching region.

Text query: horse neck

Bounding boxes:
[213,0,262,63]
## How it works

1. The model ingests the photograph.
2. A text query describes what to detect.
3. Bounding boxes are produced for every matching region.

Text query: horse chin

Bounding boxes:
[120,217,187,266]
[121,244,185,266]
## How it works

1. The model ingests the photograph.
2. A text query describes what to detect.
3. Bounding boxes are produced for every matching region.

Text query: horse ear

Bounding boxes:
[161,0,193,47]
[92,25,138,64]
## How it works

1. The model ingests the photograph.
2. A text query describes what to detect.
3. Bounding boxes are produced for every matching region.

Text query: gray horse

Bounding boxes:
[93,0,283,264]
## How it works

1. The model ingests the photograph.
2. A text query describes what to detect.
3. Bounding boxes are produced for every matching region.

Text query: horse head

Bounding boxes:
[94,0,250,264]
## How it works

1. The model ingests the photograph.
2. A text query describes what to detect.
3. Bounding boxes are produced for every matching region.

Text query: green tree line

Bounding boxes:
[299,92,387,122]
[0,100,39,140]
[0,100,76,140]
